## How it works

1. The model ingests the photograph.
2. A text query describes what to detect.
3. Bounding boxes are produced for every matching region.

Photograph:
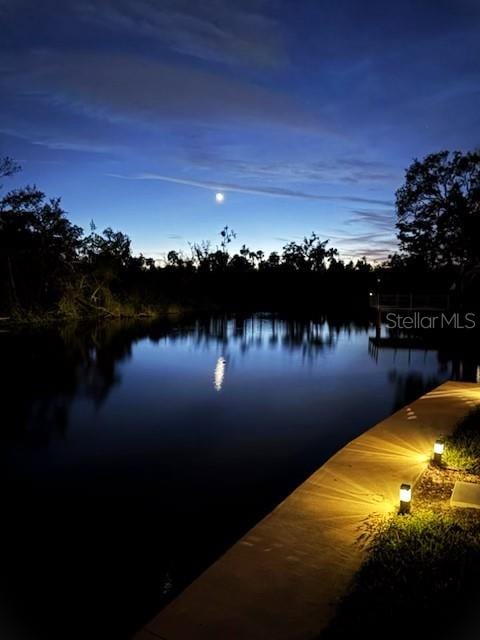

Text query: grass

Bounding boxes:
[443,411,480,473]
[323,409,480,640]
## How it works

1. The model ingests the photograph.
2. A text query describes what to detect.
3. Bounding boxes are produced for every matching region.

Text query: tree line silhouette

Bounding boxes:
[0,150,479,318]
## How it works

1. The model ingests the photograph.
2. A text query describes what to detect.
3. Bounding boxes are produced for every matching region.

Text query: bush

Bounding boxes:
[444,410,480,473]
[325,509,480,639]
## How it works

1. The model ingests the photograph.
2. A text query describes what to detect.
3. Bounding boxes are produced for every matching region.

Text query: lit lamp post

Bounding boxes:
[399,483,412,515]
[433,438,445,466]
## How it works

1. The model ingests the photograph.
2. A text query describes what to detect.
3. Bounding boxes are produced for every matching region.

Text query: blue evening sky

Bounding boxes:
[1,0,479,263]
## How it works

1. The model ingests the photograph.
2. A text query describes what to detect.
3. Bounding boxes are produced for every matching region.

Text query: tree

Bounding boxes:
[189,227,237,272]
[228,254,253,272]
[0,157,20,185]
[281,233,337,271]
[354,257,372,273]
[219,225,236,252]
[328,257,345,272]
[79,227,134,305]
[0,184,82,310]
[396,150,480,269]
[265,251,280,270]
[166,250,184,268]
[190,240,212,272]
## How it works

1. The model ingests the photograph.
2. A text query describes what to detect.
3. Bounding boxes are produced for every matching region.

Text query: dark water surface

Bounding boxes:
[0,314,477,639]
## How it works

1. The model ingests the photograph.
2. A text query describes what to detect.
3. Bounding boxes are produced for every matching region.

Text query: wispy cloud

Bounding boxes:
[76,0,285,69]
[346,247,395,260]
[338,207,397,260]
[273,236,295,244]
[0,120,126,155]
[188,154,399,185]
[344,208,396,232]
[3,50,325,134]
[109,172,394,206]
[329,228,398,262]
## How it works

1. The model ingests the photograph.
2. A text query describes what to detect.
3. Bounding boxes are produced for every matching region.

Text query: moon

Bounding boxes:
[215,192,225,203]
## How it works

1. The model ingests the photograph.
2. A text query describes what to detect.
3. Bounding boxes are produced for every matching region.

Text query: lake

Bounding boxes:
[0,314,476,639]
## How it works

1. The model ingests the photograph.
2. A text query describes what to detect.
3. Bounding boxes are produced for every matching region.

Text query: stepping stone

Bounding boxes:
[451,481,480,509]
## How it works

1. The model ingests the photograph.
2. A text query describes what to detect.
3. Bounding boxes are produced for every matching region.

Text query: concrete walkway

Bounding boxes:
[135,381,480,640]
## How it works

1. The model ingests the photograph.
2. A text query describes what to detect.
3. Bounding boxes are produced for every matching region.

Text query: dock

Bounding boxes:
[134,381,480,640]
[369,293,450,312]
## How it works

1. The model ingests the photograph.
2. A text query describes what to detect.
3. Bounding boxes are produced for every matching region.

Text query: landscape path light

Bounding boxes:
[433,437,444,466]
[399,483,411,515]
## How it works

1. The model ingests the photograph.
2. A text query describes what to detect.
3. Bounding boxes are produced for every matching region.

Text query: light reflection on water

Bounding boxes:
[0,313,478,640]
[214,356,227,391]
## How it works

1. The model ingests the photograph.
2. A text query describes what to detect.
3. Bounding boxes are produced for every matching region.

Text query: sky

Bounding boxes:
[1,0,480,263]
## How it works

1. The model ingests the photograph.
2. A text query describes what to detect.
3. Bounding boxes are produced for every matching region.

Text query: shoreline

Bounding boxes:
[135,381,480,640]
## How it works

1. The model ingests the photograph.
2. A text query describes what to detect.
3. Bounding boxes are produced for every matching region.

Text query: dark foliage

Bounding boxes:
[2,151,480,318]
[0,185,83,311]
[395,150,480,270]
[324,509,480,640]
[0,161,381,317]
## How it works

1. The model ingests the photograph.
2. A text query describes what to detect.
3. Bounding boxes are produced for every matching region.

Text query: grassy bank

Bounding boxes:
[0,298,189,326]
[443,411,480,474]
[324,410,480,640]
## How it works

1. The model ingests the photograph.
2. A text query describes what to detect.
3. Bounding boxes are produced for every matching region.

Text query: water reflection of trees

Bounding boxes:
[160,314,370,360]
[5,314,480,448]
[0,314,372,446]
[369,330,480,385]
[436,349,480,383]
[370,330,480,412]
[0,321,163,447]
[388,371,445,412]
[4,312,480,450]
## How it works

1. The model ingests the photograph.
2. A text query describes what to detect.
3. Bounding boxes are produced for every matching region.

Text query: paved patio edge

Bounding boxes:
[134,381,480,640]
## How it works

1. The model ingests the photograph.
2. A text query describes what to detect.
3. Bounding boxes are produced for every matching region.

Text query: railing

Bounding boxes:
[369,293,450,310]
